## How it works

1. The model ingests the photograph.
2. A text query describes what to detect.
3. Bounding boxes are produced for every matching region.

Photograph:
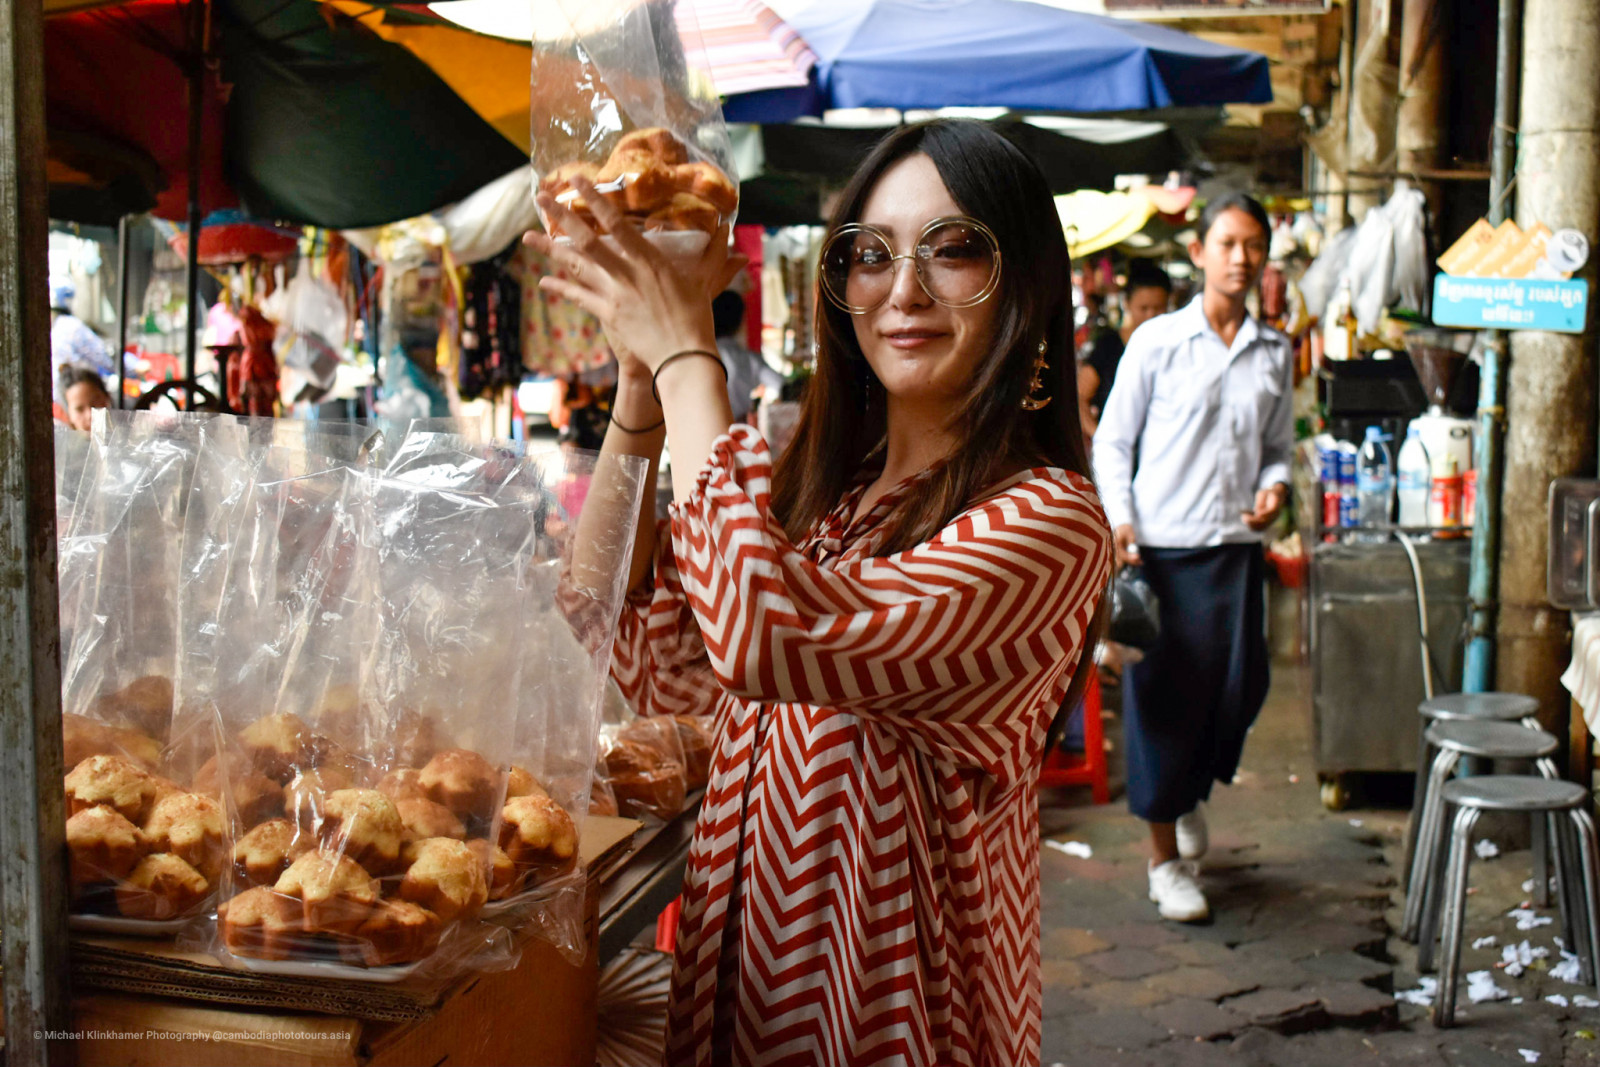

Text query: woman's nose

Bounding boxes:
[886,257,931,311]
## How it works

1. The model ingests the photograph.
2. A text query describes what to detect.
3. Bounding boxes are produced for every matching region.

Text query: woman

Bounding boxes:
[58,363,111,431]
[1077,259,1172,441]
[1092,194,1292,924]
[533,120,1110,1066]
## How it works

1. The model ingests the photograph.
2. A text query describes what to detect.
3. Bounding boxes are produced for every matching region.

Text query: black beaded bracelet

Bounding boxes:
[609,412,665,434]
[651,349,727,405]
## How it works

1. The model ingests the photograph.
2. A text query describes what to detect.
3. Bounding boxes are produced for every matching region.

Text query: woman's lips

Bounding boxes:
[883,330,945,349]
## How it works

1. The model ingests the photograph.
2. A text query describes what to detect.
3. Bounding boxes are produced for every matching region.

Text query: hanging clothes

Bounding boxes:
[459,248,525,400]
[513,241,610,377]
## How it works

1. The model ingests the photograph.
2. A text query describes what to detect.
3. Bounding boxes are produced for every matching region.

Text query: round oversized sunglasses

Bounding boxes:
[819,216,1003,314]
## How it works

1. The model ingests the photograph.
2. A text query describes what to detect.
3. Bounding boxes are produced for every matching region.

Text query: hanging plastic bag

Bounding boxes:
[1300,226,1358,321]
[1386,181,1431,317]
[1108,567,1162,651]
[279,260,348,392]
[529,0,739,253]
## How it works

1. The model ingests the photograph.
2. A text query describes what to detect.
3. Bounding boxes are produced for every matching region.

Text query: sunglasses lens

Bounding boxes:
[821,230,894,312]
[915,222,999,307]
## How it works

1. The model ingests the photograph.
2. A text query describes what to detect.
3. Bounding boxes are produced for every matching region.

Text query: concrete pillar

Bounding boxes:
[1397,0,1447,224]
[1496,0,1600,732]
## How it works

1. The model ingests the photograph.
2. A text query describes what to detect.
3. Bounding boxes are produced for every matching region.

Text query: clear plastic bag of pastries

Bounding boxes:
[59,411,250,929]
[529,0,739,247]
[185,431,647,980]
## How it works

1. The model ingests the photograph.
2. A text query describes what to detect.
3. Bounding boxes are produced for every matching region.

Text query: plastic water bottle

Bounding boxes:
[1355,426,1393,541]
[1396,426,1432,528]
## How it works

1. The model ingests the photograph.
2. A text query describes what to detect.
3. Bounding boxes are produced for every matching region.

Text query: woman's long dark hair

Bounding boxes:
[772,119,1091,554]
[770,119,1105,718]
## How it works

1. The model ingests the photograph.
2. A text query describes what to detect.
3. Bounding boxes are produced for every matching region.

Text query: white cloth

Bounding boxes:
[1092,295,1294,548]
[1561,612,1600,735]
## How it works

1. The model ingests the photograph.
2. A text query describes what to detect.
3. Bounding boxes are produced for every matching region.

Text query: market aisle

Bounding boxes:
[1039,663,1600,1065]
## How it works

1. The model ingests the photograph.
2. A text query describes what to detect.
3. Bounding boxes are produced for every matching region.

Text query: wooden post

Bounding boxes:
[0,0,73,1057]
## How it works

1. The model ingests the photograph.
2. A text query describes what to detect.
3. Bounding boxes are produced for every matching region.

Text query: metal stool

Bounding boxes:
[1401,719,1560,943]
[1402,693,1542,894]
[1426,775,1600,1027]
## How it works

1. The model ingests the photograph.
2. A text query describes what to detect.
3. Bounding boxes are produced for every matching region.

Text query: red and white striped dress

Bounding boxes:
[613,425,1110,1067]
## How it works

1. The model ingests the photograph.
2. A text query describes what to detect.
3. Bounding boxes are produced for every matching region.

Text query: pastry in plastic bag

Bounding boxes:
[395,797,466,842]
[192,752,284,828]
[240,712,313,784]
[674,715,713,791]
[233,818,309,888]
[589,774,619,818]
[275,849,378,933]
[66,754,158,823]
[505,765,546,800]
[67,805,148,888]
[321,788,406,875]
[90,674,174,740]
[467,839,519,901]
[221,887,305,960]
[143,791,226,884]
[498,793,578,876]
[63,714,162,771]
[352,899,441,966]
[399,837,488,922]
[116,853,209,920]
[420,748,498,820]
[376,767,429,803]
[543,127,736,239]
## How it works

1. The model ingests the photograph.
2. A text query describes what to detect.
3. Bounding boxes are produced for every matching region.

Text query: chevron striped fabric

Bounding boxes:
[613,425,1111,1067]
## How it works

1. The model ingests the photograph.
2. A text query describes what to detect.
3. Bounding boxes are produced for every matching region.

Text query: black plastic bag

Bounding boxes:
[1108,566,1161,650]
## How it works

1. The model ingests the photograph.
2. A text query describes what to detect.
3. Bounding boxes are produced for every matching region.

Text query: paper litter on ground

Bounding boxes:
[1473,936,1498,950]
[1395,976,1438,1006]
[1509,907,1555,930]
[1468,970,1511,1003]
[1044,840,1093,859]
[1500,941,1552,978]
[1548,994,1571,1007]
[1348,818,1363,827]
[1513,997,1525,1004]
[1519,1050,1540,1063]
[1524,879,1536,893]
[1552,952,1583,984]
[1576,995,1600,1008]
[1476,839,1501,859]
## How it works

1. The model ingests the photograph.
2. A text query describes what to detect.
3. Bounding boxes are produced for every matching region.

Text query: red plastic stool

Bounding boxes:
[1039,671,1110,804]
[655,895,682,953]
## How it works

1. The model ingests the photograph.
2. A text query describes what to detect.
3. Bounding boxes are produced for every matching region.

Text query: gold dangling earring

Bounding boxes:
[1021,339,1052,411]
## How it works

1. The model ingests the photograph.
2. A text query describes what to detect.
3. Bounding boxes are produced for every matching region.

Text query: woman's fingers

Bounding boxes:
[570,177,657,267]
[537,276,611,321]
[533,191,630,280]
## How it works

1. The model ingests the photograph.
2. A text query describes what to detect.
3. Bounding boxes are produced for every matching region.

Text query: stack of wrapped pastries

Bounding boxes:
[539,127,737,236]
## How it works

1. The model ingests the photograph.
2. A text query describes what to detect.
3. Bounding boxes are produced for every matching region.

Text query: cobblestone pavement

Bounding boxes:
[1039,663,1600,1066]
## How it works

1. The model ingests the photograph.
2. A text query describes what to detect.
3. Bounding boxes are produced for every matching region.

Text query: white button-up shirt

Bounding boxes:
[1092,295,1294,548]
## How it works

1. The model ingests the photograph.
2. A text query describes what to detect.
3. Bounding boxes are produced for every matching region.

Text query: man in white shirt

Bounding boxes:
[1092,193,1292,925]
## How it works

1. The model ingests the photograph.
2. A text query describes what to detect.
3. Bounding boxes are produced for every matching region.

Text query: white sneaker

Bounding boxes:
[1148,859,1210,922]
[1176,802,1209,861]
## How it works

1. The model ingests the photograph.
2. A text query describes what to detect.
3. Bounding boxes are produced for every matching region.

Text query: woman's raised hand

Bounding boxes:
[526,176,747,377]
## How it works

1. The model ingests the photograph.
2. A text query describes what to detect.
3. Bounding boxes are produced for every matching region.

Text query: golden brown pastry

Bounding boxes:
[498,793,578,876]
[466,839,521,901]
[612,126,690,167]
[672,161,738,217]
[192,753,284,828]
[398,838,488,923]
[376,767,430,804]
[67,805,148,887]
[605,735,665,777]
[220,887,304,960]
[308,736,369,788]
[609,763,687,821]
[645,192,720,233]
[420,748,498,820]
[233,818,309,888]
[92,675,174,739]
[320,789,405,874]
[115,853,208,920]
[589,778,619,818]
[540,160,600,198]
[395,797,466,842]
[65,754,157,822]
[62,714,113,769]
[239,712,312,783]
[505,766,545,800]
[142,791,226,884]
[276,849,378,933]
[352,899,441,967]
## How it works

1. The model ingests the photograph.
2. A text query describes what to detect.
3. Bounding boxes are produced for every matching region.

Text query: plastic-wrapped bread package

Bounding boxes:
[58,411,248,933]
[451,443,647,947]
[529,0,739,254]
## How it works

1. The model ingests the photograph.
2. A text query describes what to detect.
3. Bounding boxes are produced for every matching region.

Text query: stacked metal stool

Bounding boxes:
[1399,693,1600,1026]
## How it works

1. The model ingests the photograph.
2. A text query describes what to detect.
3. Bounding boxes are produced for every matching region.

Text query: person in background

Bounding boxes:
[58,363,111,431]
[50,279,114,406]
[711,290,783,423]
[1078,260,1173,442]
[1093,193,1291,924]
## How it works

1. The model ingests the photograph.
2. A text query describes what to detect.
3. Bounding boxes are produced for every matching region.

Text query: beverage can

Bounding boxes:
[1463,469,1478,529]
[1337,443,1358,528]
[1432,471,1465,535]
